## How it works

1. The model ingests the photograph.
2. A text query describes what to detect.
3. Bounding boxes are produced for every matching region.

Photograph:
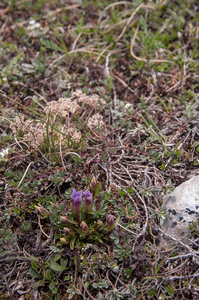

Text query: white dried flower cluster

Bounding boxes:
[10,116,46,148]
[44,91,106,118]
[43,101,58,115]
[58,126,82,144]
[25,122,46,148]
[58,97,80,115]
[10,91,106,150]
[10,116,81,149]
[72,90,106,109]
[44,97,80,117]
[87,113,106,130]
[72,90,83,97]
[10,116,26,134]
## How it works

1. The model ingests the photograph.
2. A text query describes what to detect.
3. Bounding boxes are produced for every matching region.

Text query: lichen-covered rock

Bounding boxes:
[160,176,199,247]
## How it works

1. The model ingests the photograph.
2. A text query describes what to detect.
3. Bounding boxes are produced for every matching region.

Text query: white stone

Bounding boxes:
[160,176,199,247]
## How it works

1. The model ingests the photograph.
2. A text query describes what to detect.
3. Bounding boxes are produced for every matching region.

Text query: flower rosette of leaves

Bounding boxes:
[57,188,119,250]
[35,177,119,250]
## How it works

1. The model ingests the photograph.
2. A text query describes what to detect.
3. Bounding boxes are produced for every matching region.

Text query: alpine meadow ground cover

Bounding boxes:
[1,0,199,299]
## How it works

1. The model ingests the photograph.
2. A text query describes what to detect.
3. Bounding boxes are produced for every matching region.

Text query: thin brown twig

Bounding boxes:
[82,280,96,300]
[38,215,50,239]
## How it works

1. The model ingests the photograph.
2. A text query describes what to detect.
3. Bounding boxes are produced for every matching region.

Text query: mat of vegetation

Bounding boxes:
[1,0,199,299]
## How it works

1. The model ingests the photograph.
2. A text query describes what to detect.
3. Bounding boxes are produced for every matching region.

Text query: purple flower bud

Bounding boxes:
[106,215,115,231]
[60,216,69,223]
[60,216,77,226]
[94,220,103,231]
[90,176,97,193]
[60,237,68,244]
[35,205,50,218]
[63,227,72,235]
[71,188,83,222]
[90,177,98,195]
[50,202,56,209]
[80,221,89,233]
[84,190,92,212]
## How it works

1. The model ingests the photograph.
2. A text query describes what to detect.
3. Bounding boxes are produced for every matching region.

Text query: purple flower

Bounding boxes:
[71,188,83,222]
[84,190,93,212]
[63,227,72,235]
[71,189,83,201]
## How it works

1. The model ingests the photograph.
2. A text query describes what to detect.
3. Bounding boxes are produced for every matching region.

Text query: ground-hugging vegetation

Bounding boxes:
[1,0,199,299]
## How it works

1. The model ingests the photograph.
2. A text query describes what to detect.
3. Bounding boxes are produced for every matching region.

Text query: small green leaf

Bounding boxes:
[94,183,101,198]
[49,246,63,253]
[70,236,77,250]
[29,267,43,279]
[46,269,52,281]
[74,254,80,272]
[114,244,123,250]
[51,287,58,295]
[34,280,44,287]
[92,283,98,289]
[85,281,90,289]
[11,256,39,263]
[50,262,67,272]
[115,216,120,226]
[49,281,56,290]
[165,284,175,296]
[97,292,105,300]
[40,291,53,300]
[110,230,119,240]
[31,261,39,269]
[53,254,61,262]
[61,258,68,267]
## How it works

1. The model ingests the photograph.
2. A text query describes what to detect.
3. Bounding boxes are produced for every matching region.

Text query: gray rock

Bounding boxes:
[160,176,199,247]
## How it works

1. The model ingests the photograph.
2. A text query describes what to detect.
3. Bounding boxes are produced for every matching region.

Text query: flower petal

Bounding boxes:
[71,188,82,201]
[84,190,92,199]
